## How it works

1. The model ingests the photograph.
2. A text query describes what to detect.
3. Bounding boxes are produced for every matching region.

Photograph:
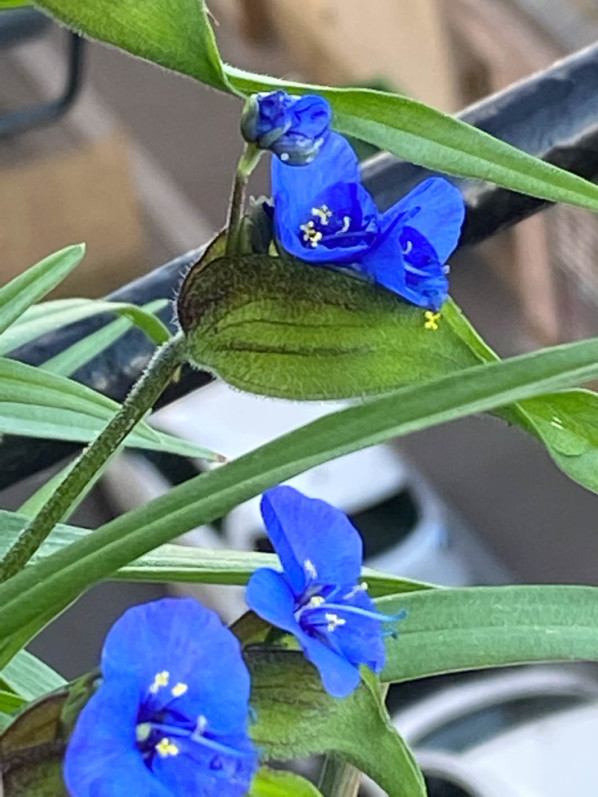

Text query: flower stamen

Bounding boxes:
[149,670,170,694]
[312,204,332,225]
[156,737,179,758]
[300,221,323,247]
[424,311,441,331]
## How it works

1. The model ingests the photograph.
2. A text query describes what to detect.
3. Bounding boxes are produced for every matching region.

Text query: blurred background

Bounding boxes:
[3,2,598,793]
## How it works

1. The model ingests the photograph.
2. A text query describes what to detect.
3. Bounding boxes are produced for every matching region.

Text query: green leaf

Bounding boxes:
[228,68,598,215]
[0,691,70,797]
[378,585,598,683]
[0,690,25,713]
[0,508,428,596]
[0,297,169,357]
[41,299,169,376]
[34,0,230,91]
[0,357,219,459]
[0,650,65,701]
[248,650,425,797]
[0,1,32,7]
[443,302,598,495]
[27,1,598,213]
[3,334,598,657]
[250,768,323,797]
[0,245,85,337]
[179,254,476,399]
[179,253,598,495]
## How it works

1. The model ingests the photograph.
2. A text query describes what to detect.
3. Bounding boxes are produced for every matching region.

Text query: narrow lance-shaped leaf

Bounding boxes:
[3,335,598,656]
[34,0,231,90]
[228,68,598,214]
[0,357,220,459]
[41,299,169,376]
[0,509,430,596]
[377,585,598,683]
[0,244,85,336]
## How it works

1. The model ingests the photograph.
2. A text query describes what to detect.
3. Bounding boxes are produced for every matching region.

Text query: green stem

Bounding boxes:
[225,143,262,255]
[319,756,362,797]
[0,333,187,583]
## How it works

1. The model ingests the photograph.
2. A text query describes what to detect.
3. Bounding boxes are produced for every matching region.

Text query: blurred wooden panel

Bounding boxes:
[0,132,145,297]
[235,0,459,110]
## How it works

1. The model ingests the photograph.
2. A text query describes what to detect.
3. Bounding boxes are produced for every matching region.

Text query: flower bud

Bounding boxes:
[240,90,332,165]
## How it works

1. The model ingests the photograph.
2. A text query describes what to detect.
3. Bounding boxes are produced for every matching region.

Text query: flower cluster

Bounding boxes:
[247,486,401,698]
[64,488,401,795]
[64,598,258,797]
[250,90,465,312]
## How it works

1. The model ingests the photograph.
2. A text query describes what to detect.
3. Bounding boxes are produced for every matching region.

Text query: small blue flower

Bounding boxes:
[246,486,402,699]
[271,131,465,310]
[64,598,258,797]
[241,90,332,165]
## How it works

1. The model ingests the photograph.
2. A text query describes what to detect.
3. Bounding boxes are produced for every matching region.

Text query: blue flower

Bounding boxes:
[241,90,332,165]
[246,486,402,699]
[64,598,258,797]
[271,131,465,311]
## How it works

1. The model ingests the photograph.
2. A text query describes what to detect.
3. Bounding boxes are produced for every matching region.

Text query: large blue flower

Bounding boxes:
[64,598,258,797]
[246,486,402,699]
[271,131,465,311]
[241,90,332,165]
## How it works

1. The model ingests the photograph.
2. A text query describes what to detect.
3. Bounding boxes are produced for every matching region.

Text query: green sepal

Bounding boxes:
[178,253,476,399]
[247,647,426,797]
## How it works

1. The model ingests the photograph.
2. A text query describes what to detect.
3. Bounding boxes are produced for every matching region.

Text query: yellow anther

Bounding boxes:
[307,595,326,609]
[325,613,346,632]
[156,737,179,758]
[171,682,188,698]
[424,311,441,331]
[311,205,332,225]
[299,221,323,247]
[149,670,170,694]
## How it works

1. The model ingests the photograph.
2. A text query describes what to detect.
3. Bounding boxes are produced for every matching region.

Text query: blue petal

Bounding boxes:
[359,215,407,295]
[325,591,386,674]
[388,177,465,263]
[154,738,257,797]
[272,132,359,237]
[300,633,362,699]
[64,678,171,797]
[260,486,363,592]
[101,598,251,738]
[246,567,302,635]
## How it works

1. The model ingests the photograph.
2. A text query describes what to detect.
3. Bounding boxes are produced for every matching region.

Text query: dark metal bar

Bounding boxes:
[0,32,85,138]
[2,42,598,489]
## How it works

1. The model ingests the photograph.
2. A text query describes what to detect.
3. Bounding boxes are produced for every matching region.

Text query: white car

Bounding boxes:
[103,381,508,620]
[363,665,598,797]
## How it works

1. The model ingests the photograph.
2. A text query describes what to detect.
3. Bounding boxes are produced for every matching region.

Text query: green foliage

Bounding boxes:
[34,0,230,90]
[0,650,65,701]
[32,2,598,213]
[379,585,598,682]
[248,650,425,797]
[0,297,168,356]
[2,337,598,660]
[250,768,323,797]
[0,245,85,337]
[0,356,217,458]
[0,508,429,595]
[41,299,169,376]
